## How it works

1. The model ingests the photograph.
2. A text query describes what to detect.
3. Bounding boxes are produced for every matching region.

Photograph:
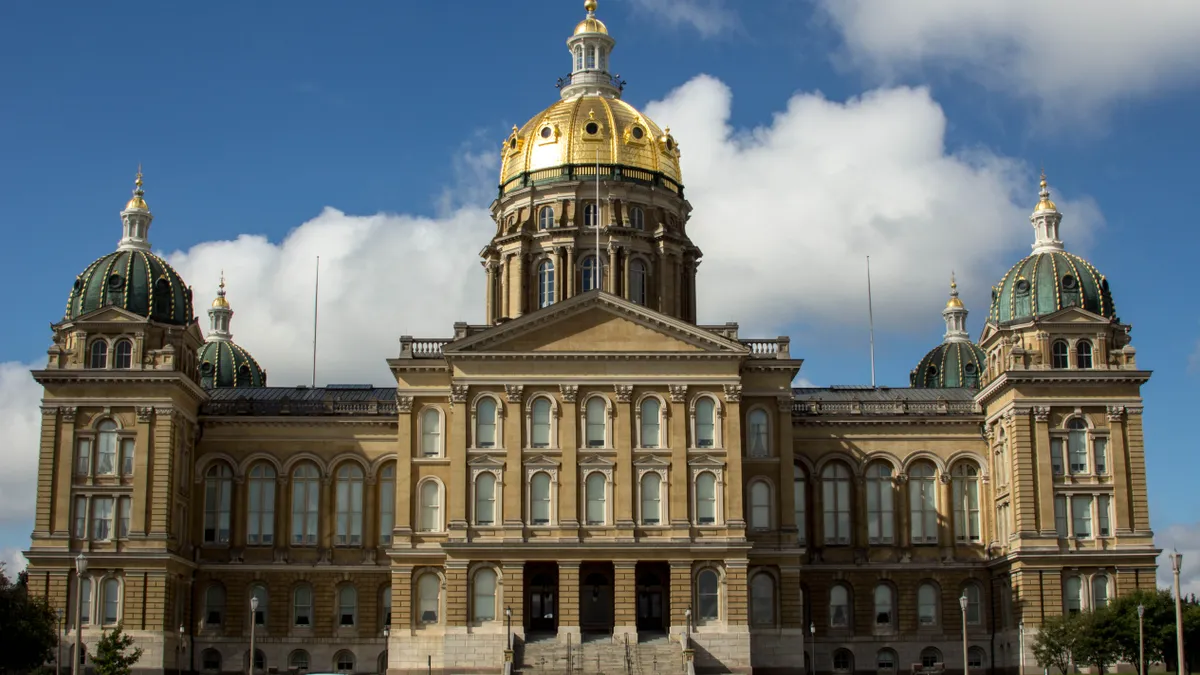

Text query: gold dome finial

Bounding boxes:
[124,165,150,211]
[585,0,597,12]
[575,0,608,34]
[1034,169,1057,212]
[211,271,230,309]
[946,271,964,309]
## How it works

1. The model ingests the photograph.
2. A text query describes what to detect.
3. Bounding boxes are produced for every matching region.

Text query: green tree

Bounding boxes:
[91,625,143,675]
[1105,589,1175,673]
[1075,607,1121,674]
[0,562,59,675]
[1033,613,1081,675]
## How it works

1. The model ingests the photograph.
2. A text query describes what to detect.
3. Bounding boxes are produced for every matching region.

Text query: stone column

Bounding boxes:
[937,472,953,556]
[319,473,334,554]
[687,260,698,323]
[504,386,524,536]
[514,251,527,318]
[1125,407,1150,533]
[621,248,631,300]
[363,474,377,551]
[723,394,745,528]
[607,246,618,294]
[499,255,509,319]
[614,561,637,641]
[559,386,580,529]
[51,407,76,535]
[554,248,565,304]
[395,396,414,543]
[502,562,526,641]
[448,388,469,537]
[896,475,911,549]
[274,475,288,554]
[1106,406,1132,534]
[668,386,689,528]
[232,472,248,550]
[672,253,683,318]
[558,561,581,642]
[657,247,668,313]
[855,474,869,549]
[566,246,576,299]
[485,262,496,324]
[614,386,634,528]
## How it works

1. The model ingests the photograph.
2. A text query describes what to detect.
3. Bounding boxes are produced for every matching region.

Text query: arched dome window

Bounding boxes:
[113,339,133,369]
[539,206,555,230]
[152,278,172,321]
[629,259,647,305]
[574,45,583,71]
[1076,340,1093,369]
[581,255,603,292]
[538,260,556,309]
[1052,340,1070,368]
[629,206,645,230]
[89,341,108,369]
[583,202,600,228]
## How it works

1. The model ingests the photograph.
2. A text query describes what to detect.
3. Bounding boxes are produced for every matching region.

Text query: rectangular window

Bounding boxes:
[866,480,894,544]
[1093,437,1108,475]
[117,497,130,538]
[1054,495,1068,538]
[97,434,116,475]
[92,497,114,540]
[120,438,135,476]
[1050,438,1064,476]
[794,477,806,545]
[1068,429,1088,474]
[75,438,92,476]
[1071,495,1093,538]
[79,577,92,626]
[823,479,851,545]
[379,476,395,545]
[74,496,88,540]
[1097,495,1111,536]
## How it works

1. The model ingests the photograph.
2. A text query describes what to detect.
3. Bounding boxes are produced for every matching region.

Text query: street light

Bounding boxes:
[1018,620,1025,675]
[73,554,87,675]
[1171,551,1185,675]
[959,594,970,675]
[810,622,816,675]
[248,596,259,675]
[1137,604,1145,675]
[684,608,691,646]
[56,608,65,675]
[505,606,512,650]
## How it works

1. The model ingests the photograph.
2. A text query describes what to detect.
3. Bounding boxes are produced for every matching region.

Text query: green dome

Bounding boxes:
[989,250,1115,325]
[198,340,267,389]
[911,341,986,388]
[66,249,194,326]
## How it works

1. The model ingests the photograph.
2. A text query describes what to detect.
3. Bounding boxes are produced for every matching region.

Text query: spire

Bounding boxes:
[118,167,154,251]
[1030,170,1064,254]
[562,0,620,100]
[207,273,234,341]
[942,272,970,343]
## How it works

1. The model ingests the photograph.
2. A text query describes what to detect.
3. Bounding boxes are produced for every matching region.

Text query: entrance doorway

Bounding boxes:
[525,563,558,634]
[580,562,614,633]
[636,562,669,632]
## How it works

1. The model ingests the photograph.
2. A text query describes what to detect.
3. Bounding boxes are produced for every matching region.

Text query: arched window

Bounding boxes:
[113,339,133,369]
[202,650,222,672]
[89,341,108,369]
[829,585,850,627]
[379,464,396,545]
[288,651,309,672]
[585,397,607,448]
[874,583,893,628]
[1067,417,1088,474]
[1065,576,1082,613]
[1052,340,1069,368]
[1091,575,1109,609]
[697,569,719,621]
[877,649,898,673]
[96,420,118,475]
[584,202,600,228]
[531,398,552,448]
[694,397,717,448]
[968,647,985,670]
[585,47,596,69]
[475,473,496,526]
[749,481,771,530]
[585,472,607,525]
[793,465,807,544]
[153,278,172,320]
[750,573,776,627]
[866,462,894,544]
[293,585,313,626]
[334,651,355,674]
[909,463,938,544]
[833,649,853,673]
[917,583,939,626]
[77,576,92,626]
[204,584,225,626]
[250,584,267,626]
[417,573,440,624]
[952,464,981,542]
[581,255,603,292]
[473,568,497,622]
[1076,340,1093,369]
[639,398,661,448]
[203,464,232,544]
[629,206,645,230]
[530,472,552,525]
[695,472,717,524]
[102,578,120,625]
[747,409,769,457]
[475,398,498,449]
[419,481,441,532]
[640,473,662,525]
[629,259,647,305]
[538,205,555,230]
[335,464,364,546]
[822,463,852,545]
[963,583,982,624]
[247,464,275,546]
[573,45,583,71]
[920,648,943,669]
[964,362,979,388]
[338,585,357,626]
[380,585,392,627]
[291,463,319,545]
[538,260,556,308]
[421,408,442,457]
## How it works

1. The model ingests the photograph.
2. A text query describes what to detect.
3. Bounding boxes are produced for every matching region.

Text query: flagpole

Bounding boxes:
[595,147,601,291]
[312,256,320,388]
[867,255,876,388]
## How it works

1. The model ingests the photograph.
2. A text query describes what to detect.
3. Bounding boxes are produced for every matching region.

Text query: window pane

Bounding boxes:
[640,399,660,448]
[1054,496,1068,537]
[747,410,769,457]
[874,585,892,626]
[1071,496,1092,538]
[750,482,770,530]
[1050,438,1064,475]
[586,473,606,525]
[1097,495,1111,537]
[532,399,551,448]
[696,473,716,524]
[1093,437,1108,475]
[793,467,806,544]
[697,570,719,620]
[695,398,715,447]
[751,575,774,626]
[120,438,135,475]
[422,409,441,457]
[75,438,92,476]
[586,398,606,447]
[475,473,496,525]
[103,579,119,624]
[418,575,440,624]
[117,497,130,538]
[476,399,496,448]
[380,466,395,544]
[531,473,551,524]
[918,584,937,626]
[420,482,440,531]
[473,569,497,622]
[641,473,661,525]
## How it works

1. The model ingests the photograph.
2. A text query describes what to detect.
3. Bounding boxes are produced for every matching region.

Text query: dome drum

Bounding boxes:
[500,160,683,200]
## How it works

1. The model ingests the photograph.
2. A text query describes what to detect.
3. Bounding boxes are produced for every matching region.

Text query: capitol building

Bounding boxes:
[24,2,1157,674]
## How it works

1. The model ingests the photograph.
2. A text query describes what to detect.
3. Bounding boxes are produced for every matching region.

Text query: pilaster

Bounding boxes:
[1009,411,1039,534]
[447,390,468,533]
[724,559,748,626]
[613,561,637,637]
[559,386,579,529]
[395,397,414,538]
[614,385,634,528]
[776,398,796,532]
[34,406,59,538]
[724,396,744,528]
[52,406,76,536]
[1107,406,1132,535]
[558,561,581,640]
[502,562,525,639]
[131,407,153,535]
[668,560,691,637]
[668,386,688,527]
[445,560,470,627]
[504,392,524,530]
[1031,407,1054,536]
[150,407,175,537]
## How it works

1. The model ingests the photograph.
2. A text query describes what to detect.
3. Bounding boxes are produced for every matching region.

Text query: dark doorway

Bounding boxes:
[580,562,614,633]
[525,563,558,634]
[636,562,669,632]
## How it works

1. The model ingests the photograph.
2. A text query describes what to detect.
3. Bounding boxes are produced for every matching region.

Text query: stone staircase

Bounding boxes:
[515,633,684,675]
[634,634,686,675]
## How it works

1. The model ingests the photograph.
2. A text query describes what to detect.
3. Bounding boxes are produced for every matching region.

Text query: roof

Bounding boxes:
[202,386,397,417]
[792,386,977,401]
[791,386,980,418]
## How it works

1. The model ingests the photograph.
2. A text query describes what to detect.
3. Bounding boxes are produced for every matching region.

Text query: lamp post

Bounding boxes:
[1018,620,1025,675]
[959,594,970,675]
[684,607,691,646]
[505,606,512,650]
[810,622,816,675]
[248,596,259,675]
[1137,605,1145,675]
[73,554,87,675]
[1171,552,1185,675]
[56,608,64,675]
[176,624,186,675]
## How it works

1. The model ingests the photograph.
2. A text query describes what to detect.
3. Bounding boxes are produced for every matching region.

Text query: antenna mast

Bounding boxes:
[312,256,320,388]
[867,255,876,388]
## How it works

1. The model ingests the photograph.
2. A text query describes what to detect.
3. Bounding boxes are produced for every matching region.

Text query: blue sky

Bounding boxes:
[2,0,1199,586]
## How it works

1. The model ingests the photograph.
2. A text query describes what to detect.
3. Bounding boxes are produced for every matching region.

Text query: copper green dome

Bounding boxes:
[988,250,1115,325]
[911,341,986,388]
[198,340,267,389]
[65,248,194,326]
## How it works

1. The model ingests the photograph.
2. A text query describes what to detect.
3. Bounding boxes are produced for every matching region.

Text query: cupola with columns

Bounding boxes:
[197,275,267,388]
[482,0,701,324]
[911,274,986,388]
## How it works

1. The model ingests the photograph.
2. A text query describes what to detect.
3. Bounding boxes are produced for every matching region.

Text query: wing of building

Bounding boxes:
[24,3,1156,675]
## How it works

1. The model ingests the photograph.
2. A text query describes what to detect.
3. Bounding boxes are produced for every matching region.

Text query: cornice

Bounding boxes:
[793,416,984,428]
[200,416,399,428]
[976,369,1152,405]
[32,369,210,404]
[447,351,745,361]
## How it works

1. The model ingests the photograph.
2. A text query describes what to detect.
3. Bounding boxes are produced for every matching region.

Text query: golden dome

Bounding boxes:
[124,169,149,211]
[211,275,230,309]
[946,273,964,309]
[499,95,682,188]
[575,17,608,35]
[946,296,964,309]
[1034,174,1057,212]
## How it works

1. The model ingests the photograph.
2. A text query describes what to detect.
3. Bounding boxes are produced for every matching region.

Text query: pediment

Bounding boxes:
[468,455,506,468]
[1040,306,1112,324]
[632,455,671,468]
[524,454,560,468]
[67,306,148,325]
[687,454,725,468]
[443,292,747,355]
[579,454,616,468]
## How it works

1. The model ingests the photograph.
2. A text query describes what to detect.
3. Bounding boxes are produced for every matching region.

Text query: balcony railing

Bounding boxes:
[740,337,791,359]
[398,336,451,359]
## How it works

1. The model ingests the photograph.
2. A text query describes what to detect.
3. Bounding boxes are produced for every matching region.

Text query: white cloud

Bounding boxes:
[1157,523,1200,597]
[628,0,738,38]
[816,0,1200,115]
[1,547,28,576]
[0,362,43,525]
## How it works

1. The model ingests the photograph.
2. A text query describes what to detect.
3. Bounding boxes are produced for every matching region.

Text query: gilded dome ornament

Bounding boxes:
[912,273,985,388]
[199,276,267,389]
[124,165,150,212]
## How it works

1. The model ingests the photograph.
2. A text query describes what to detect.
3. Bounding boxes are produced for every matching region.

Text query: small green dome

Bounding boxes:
[198,340,267,389]
[988,250,1115,325]
[911,341,986,388]
[66,249,194,326]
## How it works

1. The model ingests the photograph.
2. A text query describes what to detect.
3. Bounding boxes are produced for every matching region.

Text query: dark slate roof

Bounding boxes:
[792,386,979,417]
[792,386,977,401]
[203,386,397,416]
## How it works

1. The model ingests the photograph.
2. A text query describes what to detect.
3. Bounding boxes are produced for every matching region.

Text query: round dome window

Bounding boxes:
[108,274,123,289]
[964,363,976,374]
[1015,279,1031,294]
[1062,275,1078,290]
[631,126,644,140]
[665,138,675,151]
[927,365,938,377]
[201,362,213,374]
[585,121,600,135]
[540,126,553,139]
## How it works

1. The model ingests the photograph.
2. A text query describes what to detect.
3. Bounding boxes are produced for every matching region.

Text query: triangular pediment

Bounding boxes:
[579,454,616,468]
[443,291,747,355]
[524,454,560,468]
[1040,306,1112,324]
[467,455,506,468]
[632,455,671,468]
[68,306,148,325]
[687,454,725,469]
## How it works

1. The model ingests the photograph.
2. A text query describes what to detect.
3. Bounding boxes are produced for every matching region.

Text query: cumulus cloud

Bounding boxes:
[628,0,738,38]
[815,0,1200,116]
[0,548,28,576]
[0,362,44,526]
[1158,522,1200,597]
